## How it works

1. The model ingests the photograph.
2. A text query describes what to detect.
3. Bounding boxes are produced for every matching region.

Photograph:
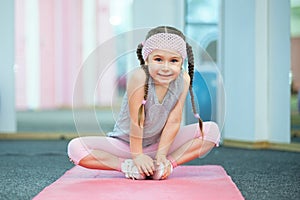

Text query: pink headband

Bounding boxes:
[142,33,187,61]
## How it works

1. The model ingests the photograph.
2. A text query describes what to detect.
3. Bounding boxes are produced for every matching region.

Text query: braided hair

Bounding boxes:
[136,26,203,134]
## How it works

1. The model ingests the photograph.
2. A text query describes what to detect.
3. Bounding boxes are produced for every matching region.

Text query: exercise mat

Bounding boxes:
[34,165,244,200]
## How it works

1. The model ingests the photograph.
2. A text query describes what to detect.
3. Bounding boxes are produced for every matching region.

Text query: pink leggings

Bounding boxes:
[68,121,220,165]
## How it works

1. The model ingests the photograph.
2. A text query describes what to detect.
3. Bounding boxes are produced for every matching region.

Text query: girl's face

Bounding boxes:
[146,49,183,86]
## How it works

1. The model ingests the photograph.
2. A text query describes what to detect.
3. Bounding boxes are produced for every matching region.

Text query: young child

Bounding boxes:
[68,26,220,180]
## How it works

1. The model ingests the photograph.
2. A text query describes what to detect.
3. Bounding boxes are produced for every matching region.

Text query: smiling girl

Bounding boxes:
[68,26,220,180]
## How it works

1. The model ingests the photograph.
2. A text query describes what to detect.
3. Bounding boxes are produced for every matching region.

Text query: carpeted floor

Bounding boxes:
[0,109,298,199]
[0,140,299,200]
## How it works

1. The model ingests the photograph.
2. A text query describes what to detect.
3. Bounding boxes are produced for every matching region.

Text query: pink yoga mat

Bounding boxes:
[34,165,244,200]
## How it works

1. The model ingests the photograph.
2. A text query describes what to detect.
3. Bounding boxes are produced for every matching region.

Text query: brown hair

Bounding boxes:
[136,26,203,133]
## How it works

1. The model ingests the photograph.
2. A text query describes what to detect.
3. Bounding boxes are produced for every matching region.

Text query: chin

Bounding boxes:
[157,79,173,85]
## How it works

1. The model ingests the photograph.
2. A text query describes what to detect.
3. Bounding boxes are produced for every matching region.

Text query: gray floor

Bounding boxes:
[0,110,299,200]
[0,140,299,200]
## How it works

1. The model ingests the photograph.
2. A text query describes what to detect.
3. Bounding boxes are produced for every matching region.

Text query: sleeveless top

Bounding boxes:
[107,70,184,147]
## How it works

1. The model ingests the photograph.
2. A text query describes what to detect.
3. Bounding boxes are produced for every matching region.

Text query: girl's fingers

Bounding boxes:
[161,162,172,179]
[137,166,144,174]
[141,164,154,176]
[142,167,150,176]
[146,163,155,175]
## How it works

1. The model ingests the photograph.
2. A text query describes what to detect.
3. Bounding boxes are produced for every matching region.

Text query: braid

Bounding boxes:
[186,43,203,133]
[136,43,145,65]
[141,65,150,100]
[136,44,149,128]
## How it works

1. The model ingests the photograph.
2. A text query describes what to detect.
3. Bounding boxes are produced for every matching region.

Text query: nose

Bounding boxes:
[161,61,170,70]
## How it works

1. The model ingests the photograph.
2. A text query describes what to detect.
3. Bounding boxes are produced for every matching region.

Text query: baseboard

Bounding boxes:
[0,132,101,140]
[223,139,300,152]
[1,133,300,153]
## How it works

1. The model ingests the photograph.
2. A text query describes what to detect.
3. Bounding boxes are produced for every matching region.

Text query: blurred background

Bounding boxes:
[13,0,221,110]
[4,0,225,134]
[0,0,299,147]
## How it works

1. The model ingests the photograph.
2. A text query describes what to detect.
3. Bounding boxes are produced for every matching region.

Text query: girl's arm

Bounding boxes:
[156,71,190,163]
[127,68,155,176]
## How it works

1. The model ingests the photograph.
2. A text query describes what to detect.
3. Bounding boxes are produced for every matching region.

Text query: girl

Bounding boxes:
[68,26,220,180]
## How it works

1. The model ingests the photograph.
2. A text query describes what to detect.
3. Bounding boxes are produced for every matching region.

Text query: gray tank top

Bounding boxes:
[107,70,184,147]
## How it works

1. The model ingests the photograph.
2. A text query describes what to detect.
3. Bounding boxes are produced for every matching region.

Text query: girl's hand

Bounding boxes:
[133,154,155,176]
[155,154,172,179]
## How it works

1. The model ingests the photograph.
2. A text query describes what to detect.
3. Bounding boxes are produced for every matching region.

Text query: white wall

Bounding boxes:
[221,0,291,143]
[0,0,16,132]
[268,0,291,143]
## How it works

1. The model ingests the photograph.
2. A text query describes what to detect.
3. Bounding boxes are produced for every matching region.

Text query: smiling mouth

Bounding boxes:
[158,73,173,77]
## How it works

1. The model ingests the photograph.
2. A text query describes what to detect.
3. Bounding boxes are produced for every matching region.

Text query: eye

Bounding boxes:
[170,58,179,63]
[154,57,162,62]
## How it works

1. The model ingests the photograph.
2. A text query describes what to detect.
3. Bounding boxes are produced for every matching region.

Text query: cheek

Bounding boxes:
[148,64,160,73]
[172,67,182,75]
[147,66,157,78]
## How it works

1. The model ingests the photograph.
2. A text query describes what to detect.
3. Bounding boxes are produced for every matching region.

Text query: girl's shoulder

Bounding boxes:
[182,70,191,87]
[126,67,147,91]
[127,67,146,84]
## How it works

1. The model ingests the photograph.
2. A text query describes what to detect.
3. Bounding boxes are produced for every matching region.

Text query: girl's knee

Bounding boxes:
[203,121,221,146]
[67,138,80,155]
[204,121,220,133]
[67,137,89,165]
